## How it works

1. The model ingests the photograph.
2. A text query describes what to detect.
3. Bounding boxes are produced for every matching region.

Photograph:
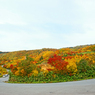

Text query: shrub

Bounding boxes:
[0,66,8,77]
[10,55,40,77]
[77,59,89,73]
[48,54,68,75]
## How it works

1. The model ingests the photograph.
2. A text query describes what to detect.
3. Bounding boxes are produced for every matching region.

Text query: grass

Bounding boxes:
[8,70,95,83]
[79,51,95,54]
[0,74,3,78]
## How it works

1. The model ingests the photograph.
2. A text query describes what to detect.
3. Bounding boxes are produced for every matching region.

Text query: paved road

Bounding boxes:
[0,76,95,95]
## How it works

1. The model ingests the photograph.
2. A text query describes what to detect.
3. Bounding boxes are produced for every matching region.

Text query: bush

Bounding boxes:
[48,54,68,75]
[77,59,90,73]
[10,55,40,77]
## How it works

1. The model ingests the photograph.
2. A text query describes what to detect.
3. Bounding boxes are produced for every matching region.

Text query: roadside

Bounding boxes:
[0,65,95,95]
[0,65,9,83]
[0,78,95,95]
[0,75,9,83]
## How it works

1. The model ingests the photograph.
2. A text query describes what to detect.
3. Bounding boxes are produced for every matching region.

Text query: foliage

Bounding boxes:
[10,56,40,77]
[48,54,68,75]
[0,44,95,83]
[0,66,8,77]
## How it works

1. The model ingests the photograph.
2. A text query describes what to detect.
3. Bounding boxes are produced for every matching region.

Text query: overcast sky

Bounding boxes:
[0,0,95,52]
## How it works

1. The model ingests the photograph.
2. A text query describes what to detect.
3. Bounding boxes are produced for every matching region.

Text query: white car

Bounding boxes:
[3,74,8,78]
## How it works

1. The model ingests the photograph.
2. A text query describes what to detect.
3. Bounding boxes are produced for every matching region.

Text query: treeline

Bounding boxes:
[0,52,9,54]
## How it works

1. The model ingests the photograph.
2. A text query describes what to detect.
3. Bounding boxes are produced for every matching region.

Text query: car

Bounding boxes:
[3,74,8,78]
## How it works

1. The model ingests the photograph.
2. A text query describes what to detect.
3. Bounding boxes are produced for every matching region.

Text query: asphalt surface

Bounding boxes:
[0,76,95,95]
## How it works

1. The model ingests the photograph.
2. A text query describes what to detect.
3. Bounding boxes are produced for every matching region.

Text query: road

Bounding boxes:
[0,76,95,95]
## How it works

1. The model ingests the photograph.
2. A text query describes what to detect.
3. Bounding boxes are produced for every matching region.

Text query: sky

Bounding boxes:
[0,0,95,52]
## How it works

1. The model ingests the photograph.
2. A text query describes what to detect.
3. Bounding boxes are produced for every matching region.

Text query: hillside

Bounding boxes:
[0,44,95,63]
[0,44,95,83]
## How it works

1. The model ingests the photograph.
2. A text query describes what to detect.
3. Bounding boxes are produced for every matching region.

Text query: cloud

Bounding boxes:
[74,0,95,27]
[61,30,95,47]
[0,30,51,51]
[74,0,95,12]
[0,0,95,51]
[0,8,26,25]
[63,0,95,47]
